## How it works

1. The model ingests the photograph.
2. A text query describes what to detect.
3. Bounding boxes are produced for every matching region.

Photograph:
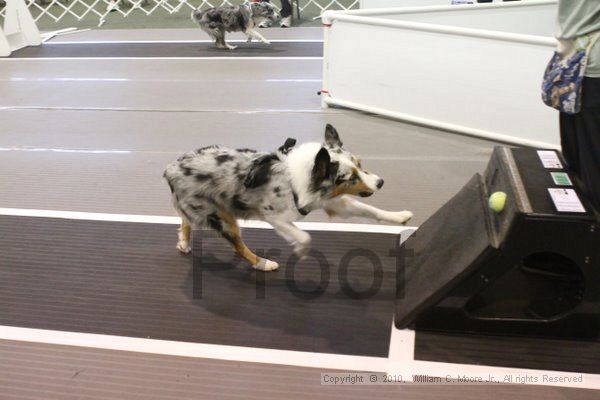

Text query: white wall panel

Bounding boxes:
[323,0,560,148]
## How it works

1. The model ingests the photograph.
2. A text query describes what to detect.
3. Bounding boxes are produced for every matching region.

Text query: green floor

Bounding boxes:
[1,1,357,31]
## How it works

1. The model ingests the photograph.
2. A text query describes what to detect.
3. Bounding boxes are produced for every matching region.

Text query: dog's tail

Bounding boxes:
[191,8,203,24]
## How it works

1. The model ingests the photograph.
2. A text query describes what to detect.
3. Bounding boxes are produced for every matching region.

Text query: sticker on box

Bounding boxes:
[551,172,573,186]
[548,188,585,213]
[537,150,563,169]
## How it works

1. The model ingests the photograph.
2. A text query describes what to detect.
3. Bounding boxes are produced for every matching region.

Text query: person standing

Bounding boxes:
[279,0,292,28]
[552,1,600,212]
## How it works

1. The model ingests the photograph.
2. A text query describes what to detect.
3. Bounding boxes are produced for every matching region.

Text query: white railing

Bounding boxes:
[0,0,359,27]
[321,0,561,149]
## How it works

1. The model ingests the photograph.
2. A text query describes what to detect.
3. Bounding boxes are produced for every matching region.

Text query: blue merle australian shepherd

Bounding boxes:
[164,125,413,271]
[191,0,278,50]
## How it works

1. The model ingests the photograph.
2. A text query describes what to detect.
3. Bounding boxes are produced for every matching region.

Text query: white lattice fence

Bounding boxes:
[0,0,359,27]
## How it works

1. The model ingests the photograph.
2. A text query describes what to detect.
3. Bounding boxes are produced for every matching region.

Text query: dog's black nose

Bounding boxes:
[376,179,384,189]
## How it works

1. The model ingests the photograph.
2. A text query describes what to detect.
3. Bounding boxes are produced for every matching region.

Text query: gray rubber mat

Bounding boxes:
[2,340,597,400]
[0,215,398,357]
[415,331,600,374]
[10,42,323,58]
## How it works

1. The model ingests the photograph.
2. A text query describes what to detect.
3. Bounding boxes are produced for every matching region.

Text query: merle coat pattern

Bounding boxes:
[191,1,278,50]
[164,125,413,271]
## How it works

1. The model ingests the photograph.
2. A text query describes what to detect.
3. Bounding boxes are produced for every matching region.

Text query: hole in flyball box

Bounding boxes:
[465,252,585,321]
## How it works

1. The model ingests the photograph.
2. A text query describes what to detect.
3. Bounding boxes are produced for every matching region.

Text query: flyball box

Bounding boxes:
[395,146,600,340]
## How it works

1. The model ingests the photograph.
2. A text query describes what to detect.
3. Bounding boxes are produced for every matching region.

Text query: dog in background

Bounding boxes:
[164,125,413,271]
[191,0,278,50]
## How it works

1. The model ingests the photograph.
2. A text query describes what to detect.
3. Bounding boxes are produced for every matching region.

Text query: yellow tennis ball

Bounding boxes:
[489,191,507,213]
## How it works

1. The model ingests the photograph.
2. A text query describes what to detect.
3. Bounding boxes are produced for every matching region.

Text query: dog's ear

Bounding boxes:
[278,137,296,155]
[324,124,343,148]
[329,160,339,179]
[312,147,332,188]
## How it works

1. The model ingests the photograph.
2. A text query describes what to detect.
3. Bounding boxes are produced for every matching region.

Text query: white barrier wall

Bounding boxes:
[360,0,454,9]
[323,0,560,148]
[377,3,556,36]
[1,0,41,57]
[360,0,523,9]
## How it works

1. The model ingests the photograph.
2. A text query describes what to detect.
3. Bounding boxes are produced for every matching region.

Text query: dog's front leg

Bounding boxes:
[323,195,413,225]
[245,28,270,45]
[266,218,311,259]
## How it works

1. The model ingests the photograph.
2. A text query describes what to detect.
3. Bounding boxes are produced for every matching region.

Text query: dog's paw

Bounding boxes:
[247,37,252,43]
[227,45,238,50]
[262,40,271,45]
[386,211,413,225]
[176,241,191,254]
[253,258,279,271]
[293,243,311,260]
[293,232,312,260]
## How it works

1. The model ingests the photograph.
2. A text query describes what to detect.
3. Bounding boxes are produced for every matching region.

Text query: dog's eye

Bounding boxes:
[349,174,358,183]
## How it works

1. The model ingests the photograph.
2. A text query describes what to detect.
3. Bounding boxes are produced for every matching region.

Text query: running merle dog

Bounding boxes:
[164,125,413,271]
[191,1,278,50]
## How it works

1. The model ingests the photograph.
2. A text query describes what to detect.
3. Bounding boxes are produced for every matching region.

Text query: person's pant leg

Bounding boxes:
[280,0,292,18]
[574,107,600,212]
[560,78,600,212]
[559,112,581,177]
